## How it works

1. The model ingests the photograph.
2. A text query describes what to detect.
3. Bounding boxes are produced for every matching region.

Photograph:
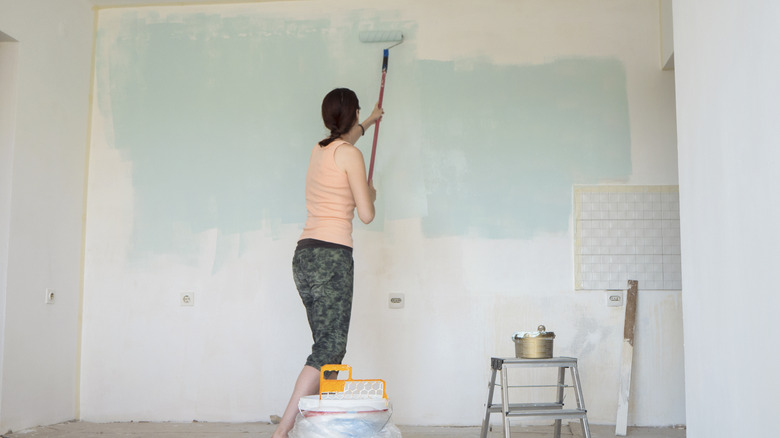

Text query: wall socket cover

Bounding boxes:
[181,292,195,306]
[607,293,623,307]
[45,288,55,304]
[388,293,404,309]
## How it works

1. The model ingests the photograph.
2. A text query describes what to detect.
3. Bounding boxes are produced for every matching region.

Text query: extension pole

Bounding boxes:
[367,49,389,182]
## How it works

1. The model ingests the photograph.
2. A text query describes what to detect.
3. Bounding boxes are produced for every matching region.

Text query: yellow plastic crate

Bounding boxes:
[318,364,387,401]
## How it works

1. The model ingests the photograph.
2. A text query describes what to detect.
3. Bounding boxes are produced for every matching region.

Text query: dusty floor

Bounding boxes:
[4,421,686,437]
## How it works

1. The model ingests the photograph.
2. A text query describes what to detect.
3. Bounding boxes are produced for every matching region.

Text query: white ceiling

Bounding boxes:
[87,0,279,6]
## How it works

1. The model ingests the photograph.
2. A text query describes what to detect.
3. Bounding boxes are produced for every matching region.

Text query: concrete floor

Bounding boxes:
[3,421,686,437]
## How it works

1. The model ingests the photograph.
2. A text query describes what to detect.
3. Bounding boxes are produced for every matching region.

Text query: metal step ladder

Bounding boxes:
[481,357,591,438]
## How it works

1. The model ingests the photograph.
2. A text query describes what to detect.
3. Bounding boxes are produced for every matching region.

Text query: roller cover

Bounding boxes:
[359,31,403,43]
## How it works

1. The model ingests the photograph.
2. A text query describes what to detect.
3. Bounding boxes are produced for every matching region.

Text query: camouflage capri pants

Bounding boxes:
[292,243,354,371]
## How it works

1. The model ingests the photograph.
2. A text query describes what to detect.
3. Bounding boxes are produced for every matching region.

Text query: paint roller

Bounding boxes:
[359,31,404,182]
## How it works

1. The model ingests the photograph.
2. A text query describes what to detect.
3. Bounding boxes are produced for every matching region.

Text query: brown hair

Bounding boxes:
[319,88,360,147]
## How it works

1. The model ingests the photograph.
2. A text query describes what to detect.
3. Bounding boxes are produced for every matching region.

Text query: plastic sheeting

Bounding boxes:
[289,408,402,438]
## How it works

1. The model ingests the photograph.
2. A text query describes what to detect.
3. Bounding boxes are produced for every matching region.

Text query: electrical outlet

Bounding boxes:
[607,292,623,307]
[388,293,404,309]
[180,292,195,306]
[45,288,56,304]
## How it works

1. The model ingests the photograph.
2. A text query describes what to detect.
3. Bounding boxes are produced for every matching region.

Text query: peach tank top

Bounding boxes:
[299,140,356,247]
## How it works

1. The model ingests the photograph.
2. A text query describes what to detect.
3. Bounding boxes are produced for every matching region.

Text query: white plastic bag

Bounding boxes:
[288,409,402,438]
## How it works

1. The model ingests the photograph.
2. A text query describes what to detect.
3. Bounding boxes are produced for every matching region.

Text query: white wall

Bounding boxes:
[0,0,94,433]
[81,0,683,428]
[660,0,674,70]
[673,1,780,437]
[0,36,20,427]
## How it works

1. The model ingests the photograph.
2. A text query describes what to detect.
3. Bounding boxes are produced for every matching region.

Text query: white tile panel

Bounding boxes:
[574,185,682,290]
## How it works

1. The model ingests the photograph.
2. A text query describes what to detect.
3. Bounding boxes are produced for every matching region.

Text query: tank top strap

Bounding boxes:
[324,139,350,162]
[327,139,349,151]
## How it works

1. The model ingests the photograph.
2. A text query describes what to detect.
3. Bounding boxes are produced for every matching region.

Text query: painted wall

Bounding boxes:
[660,0,674,70]
[82,0,683,427]
[0,37,19,428]
[674,1,780,437]
[0,0,94,433]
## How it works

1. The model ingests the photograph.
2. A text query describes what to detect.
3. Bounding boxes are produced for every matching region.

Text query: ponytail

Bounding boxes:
[319,88,360,147]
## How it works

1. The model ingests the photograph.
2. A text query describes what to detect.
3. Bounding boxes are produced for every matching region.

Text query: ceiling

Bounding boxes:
[87,0,282,7]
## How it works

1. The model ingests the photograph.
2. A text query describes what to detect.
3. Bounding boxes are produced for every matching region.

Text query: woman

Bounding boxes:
[272,88,384,438]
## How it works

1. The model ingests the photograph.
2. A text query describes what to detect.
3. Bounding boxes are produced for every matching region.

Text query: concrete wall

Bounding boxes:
[0,0,94,433]
[673,1,780,437]
[81,0,682,427]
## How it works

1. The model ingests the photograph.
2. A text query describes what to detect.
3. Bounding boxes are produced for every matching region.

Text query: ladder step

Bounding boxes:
[487,402,563,413]
[506,409,587,419]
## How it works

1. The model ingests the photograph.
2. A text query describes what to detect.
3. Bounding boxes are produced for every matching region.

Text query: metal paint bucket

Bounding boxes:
[512,325,555,359]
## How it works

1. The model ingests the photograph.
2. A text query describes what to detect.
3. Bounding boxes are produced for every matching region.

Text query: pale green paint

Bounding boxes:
[96,10,630,258]
[98,11,404,257]
[418,58,631,238]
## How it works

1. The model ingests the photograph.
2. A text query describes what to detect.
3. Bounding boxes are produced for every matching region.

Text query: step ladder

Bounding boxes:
[480,357,591,438]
